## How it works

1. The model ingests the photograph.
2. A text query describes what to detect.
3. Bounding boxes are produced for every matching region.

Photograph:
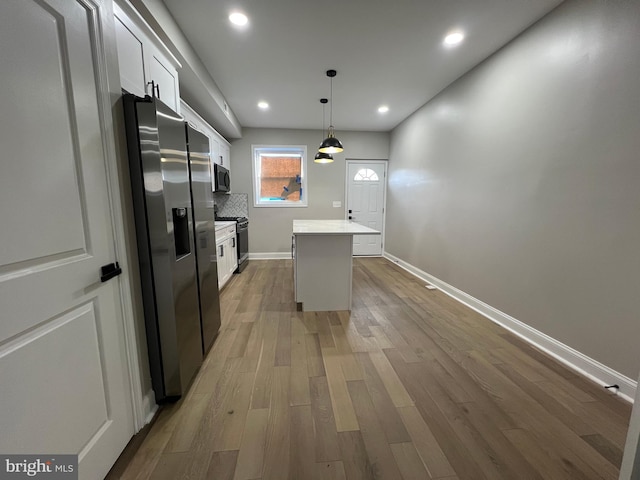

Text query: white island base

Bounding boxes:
[293,220,380,312]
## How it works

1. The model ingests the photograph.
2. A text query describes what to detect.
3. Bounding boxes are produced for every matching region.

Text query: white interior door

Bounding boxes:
[347,162,386,256]
[0,0,133,478]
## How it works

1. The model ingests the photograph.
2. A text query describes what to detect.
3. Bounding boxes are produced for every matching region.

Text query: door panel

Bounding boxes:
[0,303,108,452]
[347,162,386,256]
[0,0,133,477]
[369,184,379,212]
[351,184,362,212]
[0,0,87,268]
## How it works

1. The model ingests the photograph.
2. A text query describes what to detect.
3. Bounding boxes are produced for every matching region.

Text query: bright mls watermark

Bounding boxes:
[0,455,77,479]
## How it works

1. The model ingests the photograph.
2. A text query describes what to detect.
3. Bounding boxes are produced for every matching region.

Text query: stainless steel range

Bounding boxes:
[215,216,248,272]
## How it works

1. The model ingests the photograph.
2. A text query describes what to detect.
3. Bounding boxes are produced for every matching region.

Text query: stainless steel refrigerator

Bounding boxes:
[185,123,222,355]
[123,94,221,402]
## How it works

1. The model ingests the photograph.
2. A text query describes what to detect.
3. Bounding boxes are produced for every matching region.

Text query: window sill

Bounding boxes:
[254,202,308,208]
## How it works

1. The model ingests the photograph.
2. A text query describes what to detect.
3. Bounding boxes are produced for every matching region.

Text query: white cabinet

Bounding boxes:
[215,222,237,289]
[181,100,231,192]
[148,50,179,112]
[210,135,220,168]
[292,220,381,311]
[292,234,297,301]
[208,131,231,192]
[114,14,145,97]
[218,142,230,169]
[180,100,205,133]
[114,2,181,113]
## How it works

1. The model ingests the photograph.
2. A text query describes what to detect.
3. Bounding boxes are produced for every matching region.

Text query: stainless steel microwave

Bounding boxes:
[213,164,230,192]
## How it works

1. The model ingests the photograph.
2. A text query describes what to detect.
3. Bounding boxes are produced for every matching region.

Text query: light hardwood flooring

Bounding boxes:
[109,258,632,479]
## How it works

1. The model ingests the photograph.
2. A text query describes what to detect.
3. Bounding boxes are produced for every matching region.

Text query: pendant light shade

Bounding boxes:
[319,69,344,154]
[318,127,343,154]
[315,98,334,163]
[314,151,334,163]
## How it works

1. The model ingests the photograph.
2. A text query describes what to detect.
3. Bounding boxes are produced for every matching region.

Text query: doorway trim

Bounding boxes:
[100,2,150,432]
[344,159,388,256]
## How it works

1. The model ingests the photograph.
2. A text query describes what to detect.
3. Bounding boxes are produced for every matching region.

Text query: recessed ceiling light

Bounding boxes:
[444,31,465,47]
[377,105,389,114]
[257,101,269,110]
[229,12,248,26]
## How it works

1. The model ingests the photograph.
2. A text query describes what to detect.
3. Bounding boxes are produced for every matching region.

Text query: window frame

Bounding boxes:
[251,145,308,208]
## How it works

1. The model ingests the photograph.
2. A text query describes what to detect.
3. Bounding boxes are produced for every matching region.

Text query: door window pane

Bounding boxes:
[354,168,379,181]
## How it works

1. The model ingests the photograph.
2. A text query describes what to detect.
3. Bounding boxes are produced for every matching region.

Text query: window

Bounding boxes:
[252,145,308,207]
[353,168,379,181]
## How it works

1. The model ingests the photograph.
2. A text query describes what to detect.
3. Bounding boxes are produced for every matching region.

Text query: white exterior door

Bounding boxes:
[0,1,133,478]
[347,162,386,256]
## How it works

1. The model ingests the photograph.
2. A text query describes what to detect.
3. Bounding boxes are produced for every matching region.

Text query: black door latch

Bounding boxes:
[100,262,122,283]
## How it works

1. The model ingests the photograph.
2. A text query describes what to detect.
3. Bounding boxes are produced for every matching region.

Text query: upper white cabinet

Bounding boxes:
[114,2,181,113]
[210,135,220,169]
[218,142,230,169]
[181,100,231,191]
[148,50,179,112]
[114,15,145,97]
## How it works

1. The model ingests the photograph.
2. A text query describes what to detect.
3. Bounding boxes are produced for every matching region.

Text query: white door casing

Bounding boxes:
[347,161,387,256]
[0,0,134,478]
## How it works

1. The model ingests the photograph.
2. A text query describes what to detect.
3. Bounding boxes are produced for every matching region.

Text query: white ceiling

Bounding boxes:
[162,0,564,133]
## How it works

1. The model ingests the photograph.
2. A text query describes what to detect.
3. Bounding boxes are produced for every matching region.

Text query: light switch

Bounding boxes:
[333,201,342,208]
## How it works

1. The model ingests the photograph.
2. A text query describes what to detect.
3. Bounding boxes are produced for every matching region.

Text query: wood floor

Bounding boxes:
[110,257,632,480]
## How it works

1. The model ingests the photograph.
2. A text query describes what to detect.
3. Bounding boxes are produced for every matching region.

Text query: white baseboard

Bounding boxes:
[141,389,158,427]
[249,252,292,260]
[383,251,636,403]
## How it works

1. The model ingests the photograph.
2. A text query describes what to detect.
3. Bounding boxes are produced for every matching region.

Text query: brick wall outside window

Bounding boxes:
[260,156,301,200]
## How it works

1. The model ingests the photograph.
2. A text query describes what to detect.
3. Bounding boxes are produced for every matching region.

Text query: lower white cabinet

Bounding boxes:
[215,223,237,289]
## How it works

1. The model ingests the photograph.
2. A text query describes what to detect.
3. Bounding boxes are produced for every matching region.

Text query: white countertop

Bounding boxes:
[293,219,381,235]
[215,221,236,230]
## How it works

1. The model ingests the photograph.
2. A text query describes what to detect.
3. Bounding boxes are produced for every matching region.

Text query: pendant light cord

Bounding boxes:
[329,76,334,127]
[322,103,326,138]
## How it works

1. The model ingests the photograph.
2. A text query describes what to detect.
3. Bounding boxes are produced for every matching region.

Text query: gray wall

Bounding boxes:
[385,0,640,378]
[230,128,390,254]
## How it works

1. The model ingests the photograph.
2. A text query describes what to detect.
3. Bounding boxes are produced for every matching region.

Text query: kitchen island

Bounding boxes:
[293,220,381,311]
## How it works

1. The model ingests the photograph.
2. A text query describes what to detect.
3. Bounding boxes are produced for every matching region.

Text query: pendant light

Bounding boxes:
[315,98,334,163]
[318,69,344,154]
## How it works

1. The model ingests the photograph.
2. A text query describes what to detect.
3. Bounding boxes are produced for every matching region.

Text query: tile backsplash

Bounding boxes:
[215,193,248,218]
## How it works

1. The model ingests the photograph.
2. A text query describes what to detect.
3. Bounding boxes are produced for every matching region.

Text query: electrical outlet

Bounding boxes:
[333,201,342,208]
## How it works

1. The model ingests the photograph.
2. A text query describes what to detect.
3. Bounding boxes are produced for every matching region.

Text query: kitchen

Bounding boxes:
[1,0,640,479]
